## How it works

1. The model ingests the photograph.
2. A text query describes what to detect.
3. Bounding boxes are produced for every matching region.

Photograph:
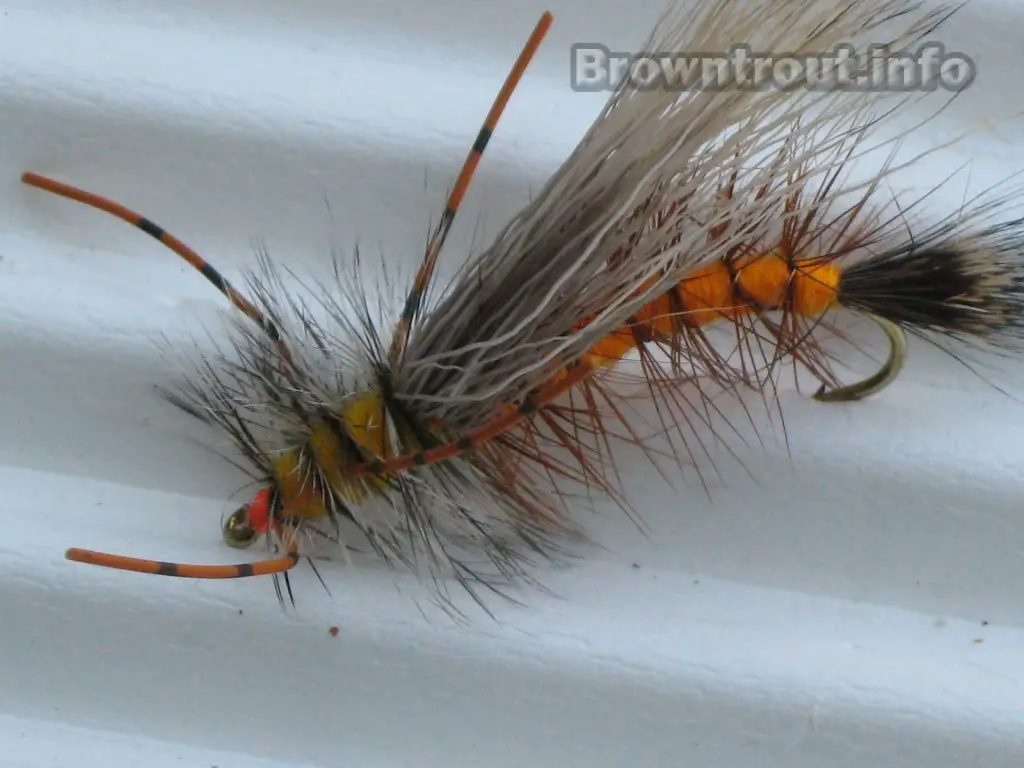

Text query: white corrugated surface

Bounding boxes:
[1,1,1023,765]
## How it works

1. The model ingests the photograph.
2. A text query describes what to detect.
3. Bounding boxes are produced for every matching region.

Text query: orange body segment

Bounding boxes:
[672,261,739,326]
[736,252,794,307]
[792,261,842,316]
[564,252,844,384]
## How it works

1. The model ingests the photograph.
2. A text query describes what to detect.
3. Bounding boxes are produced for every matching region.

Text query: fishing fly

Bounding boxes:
[21,0,1024,611]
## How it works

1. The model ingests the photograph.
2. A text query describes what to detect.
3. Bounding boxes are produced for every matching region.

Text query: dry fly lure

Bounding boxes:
[22,0,1024,611]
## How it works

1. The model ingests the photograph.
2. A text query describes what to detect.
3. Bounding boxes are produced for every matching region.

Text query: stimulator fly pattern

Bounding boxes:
[21,0,1024,610]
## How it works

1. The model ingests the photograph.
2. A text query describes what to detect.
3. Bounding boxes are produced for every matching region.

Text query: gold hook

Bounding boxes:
[813,313,908,403]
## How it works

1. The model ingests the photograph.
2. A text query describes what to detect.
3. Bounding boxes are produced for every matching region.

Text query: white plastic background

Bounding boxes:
[0,1,1023,765]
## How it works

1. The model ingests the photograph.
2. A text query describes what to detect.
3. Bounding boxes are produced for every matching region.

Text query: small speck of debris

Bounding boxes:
[973,638,984,644]
[693,579,700,585]
[982,620,990,626]
[328,626,340,637]
[238,609,243,615]
[631,563,640,569]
